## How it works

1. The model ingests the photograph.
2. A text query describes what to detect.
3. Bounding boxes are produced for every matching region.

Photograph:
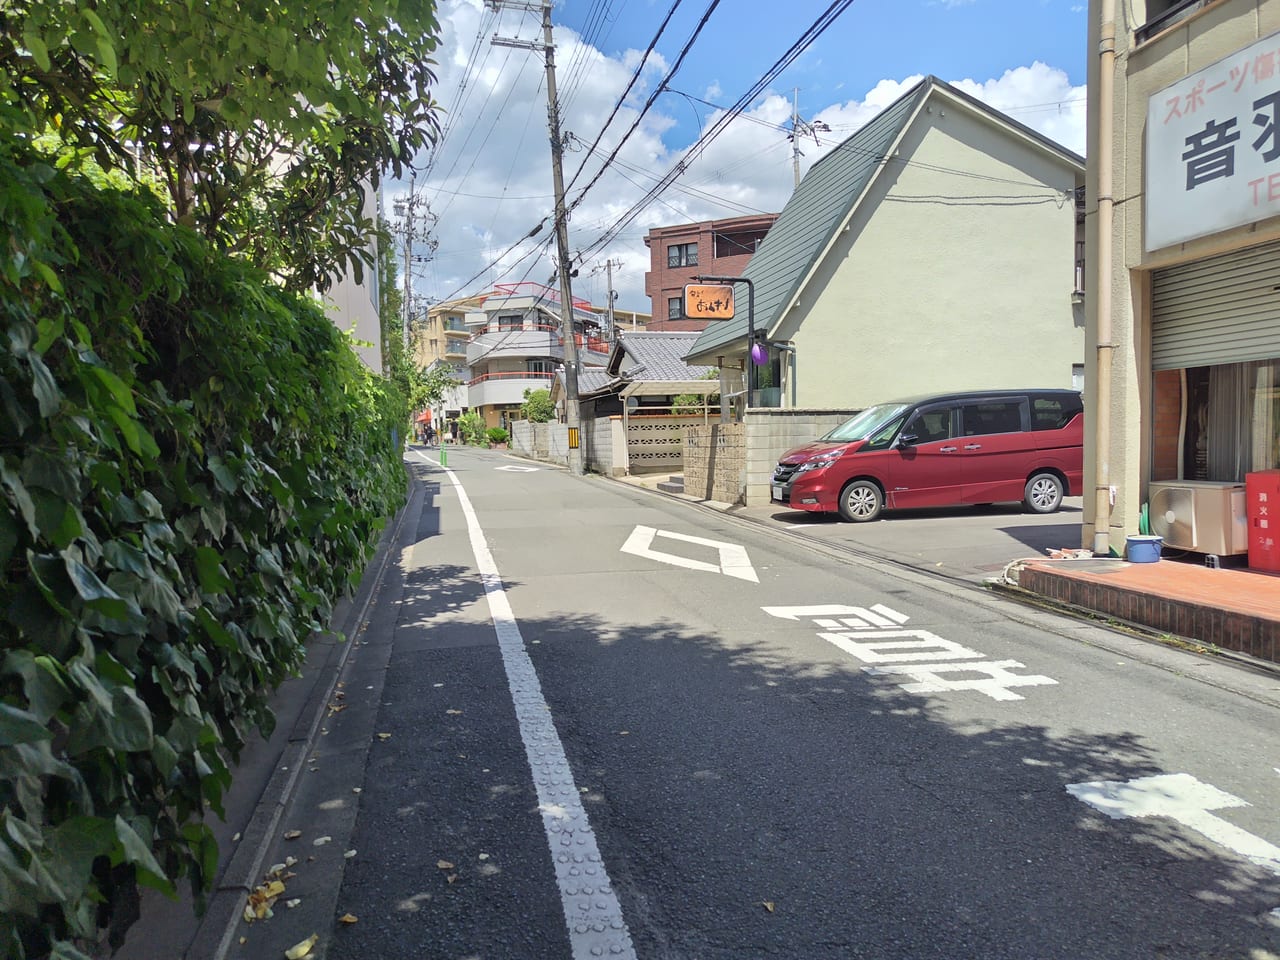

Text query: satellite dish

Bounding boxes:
[750,342,768,366]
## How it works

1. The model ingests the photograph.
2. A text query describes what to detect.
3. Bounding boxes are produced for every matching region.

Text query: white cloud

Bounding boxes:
[388,3,1086,316]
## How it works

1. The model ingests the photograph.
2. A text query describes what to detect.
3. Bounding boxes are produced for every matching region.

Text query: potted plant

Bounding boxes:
[486,426,510,449]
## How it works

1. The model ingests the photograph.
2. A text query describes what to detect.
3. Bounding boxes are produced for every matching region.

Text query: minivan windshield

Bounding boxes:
[821,403,911,442]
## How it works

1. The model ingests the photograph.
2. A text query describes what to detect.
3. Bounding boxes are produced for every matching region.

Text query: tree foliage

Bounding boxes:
[520,388,556,423]
[0,0,443,291]
[0,140,406,959]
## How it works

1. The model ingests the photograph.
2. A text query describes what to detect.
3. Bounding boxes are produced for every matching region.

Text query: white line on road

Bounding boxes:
[420,452,636,959]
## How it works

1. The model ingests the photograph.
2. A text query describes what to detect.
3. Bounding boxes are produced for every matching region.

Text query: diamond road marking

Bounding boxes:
[620,525,759,582]
[495,465,540,472]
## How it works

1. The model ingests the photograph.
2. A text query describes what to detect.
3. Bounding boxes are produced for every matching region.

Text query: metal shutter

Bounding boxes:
[1151,240,1280,369]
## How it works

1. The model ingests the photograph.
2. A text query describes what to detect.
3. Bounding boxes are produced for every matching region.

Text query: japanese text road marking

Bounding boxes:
[763,603,1057,702]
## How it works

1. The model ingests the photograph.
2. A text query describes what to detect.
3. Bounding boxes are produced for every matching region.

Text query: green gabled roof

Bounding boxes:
[685,77,928,363]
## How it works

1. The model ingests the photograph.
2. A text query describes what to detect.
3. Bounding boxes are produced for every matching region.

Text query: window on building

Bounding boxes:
[667,242,698,268]
[498,314,523,331]
[1072,364,1085,392]
[1137,0,1213,42]
[1177,360,1280,481]
[667,296,684,320]
[527,359,553,375]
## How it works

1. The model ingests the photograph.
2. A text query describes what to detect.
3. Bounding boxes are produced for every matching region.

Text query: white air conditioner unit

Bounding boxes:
[1148,480,1248,555]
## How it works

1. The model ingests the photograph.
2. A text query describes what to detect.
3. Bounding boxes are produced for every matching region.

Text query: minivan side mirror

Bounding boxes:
[897,433,918,447]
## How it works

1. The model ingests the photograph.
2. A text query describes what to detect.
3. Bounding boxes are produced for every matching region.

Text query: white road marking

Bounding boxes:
[763,604,909,622]
[818,629,983,663]
[419,452,636,959]
[861,660,1058,701]
[496,465,540,472]
[620,525,759,582]
[1067,773,1280,878]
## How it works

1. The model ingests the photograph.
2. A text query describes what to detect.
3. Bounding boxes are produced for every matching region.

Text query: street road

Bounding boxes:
[235,446,1280,960]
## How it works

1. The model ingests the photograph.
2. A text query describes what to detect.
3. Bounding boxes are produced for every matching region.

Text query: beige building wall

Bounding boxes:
[323,184,383,373]
[1085,0,1280,553]
[784,104,1083,409]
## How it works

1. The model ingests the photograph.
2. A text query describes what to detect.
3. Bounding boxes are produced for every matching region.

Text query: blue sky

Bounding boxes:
[395,0,1090,314]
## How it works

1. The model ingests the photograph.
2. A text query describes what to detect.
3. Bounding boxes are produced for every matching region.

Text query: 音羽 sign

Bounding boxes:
[1147,31,1280,250]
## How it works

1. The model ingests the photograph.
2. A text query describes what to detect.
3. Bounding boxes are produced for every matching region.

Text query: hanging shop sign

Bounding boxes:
[1147,30,1280,251]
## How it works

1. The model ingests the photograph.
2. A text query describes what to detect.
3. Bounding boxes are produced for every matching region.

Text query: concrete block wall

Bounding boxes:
[684,423,747,503]
[742,408,859,507]
[583,416,620,476]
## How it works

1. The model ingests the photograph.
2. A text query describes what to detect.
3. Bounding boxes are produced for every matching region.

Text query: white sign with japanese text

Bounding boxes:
[1147,32,1280,251]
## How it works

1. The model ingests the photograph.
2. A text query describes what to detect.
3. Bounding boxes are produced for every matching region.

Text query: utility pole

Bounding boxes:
[392,177,438,351]
[490,0,584,475]
[593,258,623,341]
[789,88,830,190]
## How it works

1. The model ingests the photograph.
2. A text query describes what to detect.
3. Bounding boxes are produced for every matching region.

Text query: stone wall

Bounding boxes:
[683,423,746,504]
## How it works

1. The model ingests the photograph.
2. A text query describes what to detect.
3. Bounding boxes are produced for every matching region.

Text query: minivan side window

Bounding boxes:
[1030,394,1083,430]
[902,405,957,443]
[960,399,1025,436]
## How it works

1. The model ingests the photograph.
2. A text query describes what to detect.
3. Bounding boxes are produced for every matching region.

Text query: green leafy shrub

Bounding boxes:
[0,142,406,959]
[519,387,555,423]
[457,411,486,445]
[485,428,509,445]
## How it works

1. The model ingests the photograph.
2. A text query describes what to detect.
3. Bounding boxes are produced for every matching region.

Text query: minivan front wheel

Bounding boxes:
[1024,472,1064,514]
[839,480,883,522]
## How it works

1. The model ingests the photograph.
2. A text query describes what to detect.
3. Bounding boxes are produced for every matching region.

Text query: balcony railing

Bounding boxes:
[467,371,556,386]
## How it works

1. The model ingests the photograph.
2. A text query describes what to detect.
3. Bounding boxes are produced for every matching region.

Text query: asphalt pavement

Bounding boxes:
[109,447,1280,960]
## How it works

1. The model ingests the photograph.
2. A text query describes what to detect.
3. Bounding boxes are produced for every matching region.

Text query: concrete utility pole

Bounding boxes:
[789,88,830,190]
[392,177,438,350]
[490,0,584,475]
[593,258,622,341]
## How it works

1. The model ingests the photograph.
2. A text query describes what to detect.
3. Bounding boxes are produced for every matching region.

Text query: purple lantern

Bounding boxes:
[750,342,768,366]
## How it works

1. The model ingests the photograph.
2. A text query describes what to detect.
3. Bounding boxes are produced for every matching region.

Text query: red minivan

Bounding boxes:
[771,389,1084,521]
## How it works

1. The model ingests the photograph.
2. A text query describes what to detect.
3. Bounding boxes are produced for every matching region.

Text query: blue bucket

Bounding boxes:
[1126,535,1162,563]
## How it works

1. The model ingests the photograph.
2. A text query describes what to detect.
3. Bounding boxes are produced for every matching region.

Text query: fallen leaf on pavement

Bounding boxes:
[445,709,463,715]
[344,849,357,859]
[376,733,391,741]
[244,878,287,921]
[436,860,455,870]
[284,933,319,959]
[446,874,458,884]
[761,901,775,913]
[338,913,358,925]
[284,830,302,840]
[313,836,332,846]
[286,899,301,909]
[478,853,489,861]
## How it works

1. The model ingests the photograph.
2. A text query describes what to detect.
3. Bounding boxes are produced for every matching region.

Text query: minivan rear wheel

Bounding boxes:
[1024,472,1064,514]
[839,480,883,522]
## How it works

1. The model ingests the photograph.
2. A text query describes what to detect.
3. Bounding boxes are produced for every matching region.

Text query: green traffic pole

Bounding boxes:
[440,443,447,467]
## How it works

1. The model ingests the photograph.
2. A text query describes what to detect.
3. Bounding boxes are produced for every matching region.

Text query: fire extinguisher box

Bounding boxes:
[1245,470,1280,572]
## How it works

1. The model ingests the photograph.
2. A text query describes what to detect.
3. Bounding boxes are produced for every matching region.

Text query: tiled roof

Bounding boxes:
[616,331,717,381]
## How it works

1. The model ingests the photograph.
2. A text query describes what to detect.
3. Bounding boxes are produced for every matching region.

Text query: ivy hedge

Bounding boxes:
[0,142,408,959]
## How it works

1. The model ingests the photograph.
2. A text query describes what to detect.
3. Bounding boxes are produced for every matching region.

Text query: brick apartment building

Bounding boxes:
[643,213,777,330]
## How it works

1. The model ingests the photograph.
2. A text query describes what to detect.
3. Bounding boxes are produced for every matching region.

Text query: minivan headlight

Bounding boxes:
[795,448,846,472]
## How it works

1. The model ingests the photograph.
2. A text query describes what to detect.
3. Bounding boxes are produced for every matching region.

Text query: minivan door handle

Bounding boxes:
[939,445,958,452]
[963,443,982,450]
